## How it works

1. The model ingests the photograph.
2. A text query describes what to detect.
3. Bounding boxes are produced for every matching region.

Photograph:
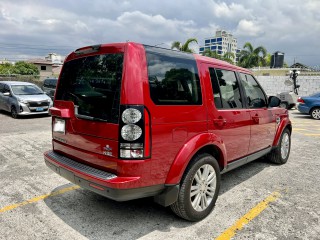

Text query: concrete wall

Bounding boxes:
[256,75,320,97]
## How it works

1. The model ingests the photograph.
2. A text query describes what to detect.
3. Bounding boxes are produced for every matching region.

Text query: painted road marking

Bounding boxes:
[0,185,80,213]
[215,191,281,240]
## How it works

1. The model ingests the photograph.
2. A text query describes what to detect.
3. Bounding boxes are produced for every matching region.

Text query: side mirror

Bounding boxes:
[3,92,10,96]
[268,96,281,108]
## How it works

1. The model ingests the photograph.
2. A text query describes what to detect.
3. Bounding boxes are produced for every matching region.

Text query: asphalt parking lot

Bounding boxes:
[0,110,319,240]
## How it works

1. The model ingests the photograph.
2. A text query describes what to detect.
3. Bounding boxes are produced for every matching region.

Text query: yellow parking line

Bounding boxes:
[293,128,307,131]
[0,185,80,213]
[304,134,320,136]
[215,191,281,240]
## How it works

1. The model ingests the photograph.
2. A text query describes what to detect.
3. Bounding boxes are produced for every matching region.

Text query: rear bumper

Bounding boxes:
[44,150,164,201]
[297,104,310,114]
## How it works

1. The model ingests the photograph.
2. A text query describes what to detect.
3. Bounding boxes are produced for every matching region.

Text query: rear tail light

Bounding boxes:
[297,97,304,103]
[119,105,151,159]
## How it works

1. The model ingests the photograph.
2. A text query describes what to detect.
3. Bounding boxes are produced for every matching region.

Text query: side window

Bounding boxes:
[4,85,10,93]
[240,73,267,108]
[146,47,202,105]
[0,83,4,93]
[209,68,243,109]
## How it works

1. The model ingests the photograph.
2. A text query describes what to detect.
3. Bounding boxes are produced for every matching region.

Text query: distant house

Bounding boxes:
[27,59,53,79]
[52,65,62,77]
[290,62,314,71]
[45,53,64,65]
[27,53,64,79]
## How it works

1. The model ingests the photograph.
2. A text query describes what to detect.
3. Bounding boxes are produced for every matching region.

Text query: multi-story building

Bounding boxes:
[199,30,240,63]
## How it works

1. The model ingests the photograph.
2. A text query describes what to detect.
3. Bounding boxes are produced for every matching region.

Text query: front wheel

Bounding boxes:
[310,108,320,120]
[11,106,18,119]
[268,128,291,164]
[170,153,220,221]
[279,102,288,109]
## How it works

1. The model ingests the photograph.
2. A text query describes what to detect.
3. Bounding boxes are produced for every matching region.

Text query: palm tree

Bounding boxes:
[238,42,267,68]
[202,49,221,59]
[171,38,198,53]
[202,49,235,64]
[222,52,235,64]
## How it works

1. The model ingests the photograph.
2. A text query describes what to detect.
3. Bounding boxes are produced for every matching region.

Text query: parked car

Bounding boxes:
[297,92,320,119]
[44,42,292,221]
[42,77,58,99]
[0,81,53,118]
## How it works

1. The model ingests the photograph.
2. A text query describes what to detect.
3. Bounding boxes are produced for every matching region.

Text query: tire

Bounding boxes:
[279,102,288,109]
[310,107,320,120]
[11,106,18,119]
[170,153,220,221]
[268,128,291,164]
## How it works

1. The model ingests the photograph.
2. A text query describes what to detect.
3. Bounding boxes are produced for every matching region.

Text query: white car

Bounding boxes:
[0,81,53,118]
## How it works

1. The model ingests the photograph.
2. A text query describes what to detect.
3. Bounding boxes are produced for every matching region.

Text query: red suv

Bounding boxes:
[44,42,291,221]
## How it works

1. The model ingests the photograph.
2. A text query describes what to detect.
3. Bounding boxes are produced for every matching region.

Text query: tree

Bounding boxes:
[12,61,39,75]
[238,42,267,68]
[222,52,235,64]
[202,49,235,64]
[171,38,198,53]
[202,49,221,59]
[0,61,39,75]
[0,63,14,75]
[265,53,272,67]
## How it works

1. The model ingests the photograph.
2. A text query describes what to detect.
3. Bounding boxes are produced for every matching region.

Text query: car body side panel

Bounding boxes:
[164,133,226,185]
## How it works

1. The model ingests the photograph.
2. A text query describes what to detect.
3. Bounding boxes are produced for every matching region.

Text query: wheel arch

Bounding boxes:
[273,120,292,146]
[165,133,226,185]
[309,106,320,115]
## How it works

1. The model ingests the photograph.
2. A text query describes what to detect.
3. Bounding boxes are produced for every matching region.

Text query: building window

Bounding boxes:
[41,66,46,71]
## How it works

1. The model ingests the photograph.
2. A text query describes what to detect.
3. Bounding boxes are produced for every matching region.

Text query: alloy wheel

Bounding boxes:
[281,132,290,159]
[311,108,320,120]
[190,164,217,212]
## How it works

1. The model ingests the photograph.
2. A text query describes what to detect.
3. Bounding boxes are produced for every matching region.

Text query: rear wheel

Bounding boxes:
[310,107,320,120]
[11,106,18,119]
[268,128,291,164]
[170,153,220,221]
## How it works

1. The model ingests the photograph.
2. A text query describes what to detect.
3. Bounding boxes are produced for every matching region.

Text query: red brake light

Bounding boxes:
[297,97,304,103]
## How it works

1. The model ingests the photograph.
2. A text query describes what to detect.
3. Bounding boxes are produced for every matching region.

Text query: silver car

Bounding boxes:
[0,81,53,118]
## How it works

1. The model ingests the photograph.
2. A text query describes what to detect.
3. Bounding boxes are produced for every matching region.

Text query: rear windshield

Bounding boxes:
[55,53,123,123]
[44,78,58,88]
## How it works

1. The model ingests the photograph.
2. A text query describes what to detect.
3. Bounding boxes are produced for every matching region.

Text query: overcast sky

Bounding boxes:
[0,0,319,67]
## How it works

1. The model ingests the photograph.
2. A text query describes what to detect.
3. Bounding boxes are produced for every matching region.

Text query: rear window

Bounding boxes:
[44,78,58,88]
[145,46,202,105]
[55,53,124,123]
